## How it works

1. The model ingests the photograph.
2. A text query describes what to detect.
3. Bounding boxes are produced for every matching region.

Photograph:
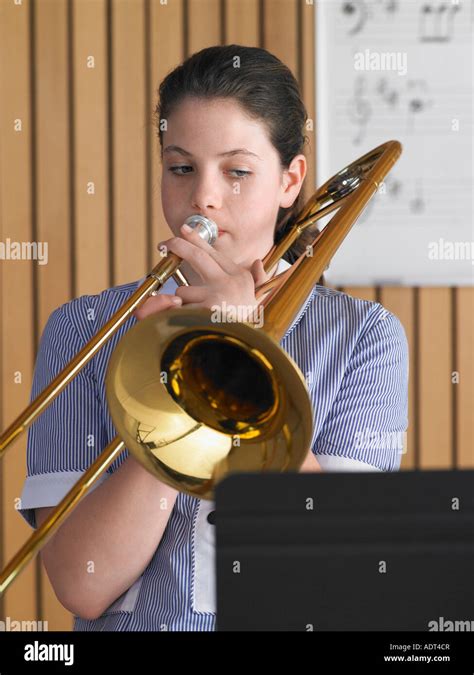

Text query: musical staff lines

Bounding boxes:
[339,0,470,44]
[342,77,471,144]
[316,0,473,284]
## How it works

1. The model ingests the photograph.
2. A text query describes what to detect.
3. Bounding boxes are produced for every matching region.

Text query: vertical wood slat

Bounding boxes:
[150,0,185,259]
[418,289,453,469]
[301,0,316,200]
[225,0,259,46]
[35,0,72,334]
[456,288,474,468]
[0,0,36,625]
[341,287,377,303]
[187,0,221,55]
[73,0,109,297]
[262,0,300,268]
[0,131,3,624]
[34,0,73,631]
[111,0,148,286]
[263,0,298,77]
[0,65,3,621]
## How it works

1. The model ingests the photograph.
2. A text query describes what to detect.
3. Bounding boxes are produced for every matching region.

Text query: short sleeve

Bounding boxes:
[313,310,409,472]
[18,306,110,529]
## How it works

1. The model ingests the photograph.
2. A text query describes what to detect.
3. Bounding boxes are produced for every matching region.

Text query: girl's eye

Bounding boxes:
[168,166,251,180]
[168,165,193,176]
[228,169,252,179]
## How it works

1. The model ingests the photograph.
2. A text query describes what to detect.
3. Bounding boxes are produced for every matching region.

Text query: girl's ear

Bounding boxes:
[279,155,307,209]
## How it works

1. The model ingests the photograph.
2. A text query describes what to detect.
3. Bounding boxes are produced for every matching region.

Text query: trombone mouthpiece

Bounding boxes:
[184,215,218,246]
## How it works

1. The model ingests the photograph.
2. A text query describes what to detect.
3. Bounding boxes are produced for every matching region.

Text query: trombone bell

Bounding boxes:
[105,308,314,500]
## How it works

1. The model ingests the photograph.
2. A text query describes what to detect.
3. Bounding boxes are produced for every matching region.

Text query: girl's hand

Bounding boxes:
[158,223,270,317]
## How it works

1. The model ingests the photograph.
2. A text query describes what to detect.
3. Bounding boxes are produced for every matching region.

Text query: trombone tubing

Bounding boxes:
[0,438,125,595]
[261,140,402,341]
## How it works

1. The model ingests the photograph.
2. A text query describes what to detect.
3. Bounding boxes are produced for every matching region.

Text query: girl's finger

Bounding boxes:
[250,259,271,287]
[133,294,182,321]
[158,236,225,283]
[179,223,240,276]
[175,285,207,304]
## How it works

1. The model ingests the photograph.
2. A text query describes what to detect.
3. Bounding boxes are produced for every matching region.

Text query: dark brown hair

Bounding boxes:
[154,44,321,273]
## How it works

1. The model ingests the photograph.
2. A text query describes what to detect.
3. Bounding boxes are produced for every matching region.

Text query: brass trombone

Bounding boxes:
[0,140,402,594]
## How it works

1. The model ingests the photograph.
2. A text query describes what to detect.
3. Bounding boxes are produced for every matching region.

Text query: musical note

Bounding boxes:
[375,0,399,13]
[405,80,433,134]
[348,75,372,145]
[358,174,402,224]
[346,77,433,139]
[419,2,461,42]
[409,179,425,214]
[385,175,403,198]
[341,0,370,35]
[376,77,399,108]
[341,0,402,36]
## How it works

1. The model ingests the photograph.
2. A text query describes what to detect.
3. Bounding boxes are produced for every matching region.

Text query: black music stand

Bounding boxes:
[215,469,474,631]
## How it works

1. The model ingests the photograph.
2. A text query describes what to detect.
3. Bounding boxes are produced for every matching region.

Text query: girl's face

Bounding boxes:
[160,97,306,272]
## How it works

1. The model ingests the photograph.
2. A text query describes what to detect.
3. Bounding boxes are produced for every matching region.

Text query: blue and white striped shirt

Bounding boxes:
[18,259,409,630]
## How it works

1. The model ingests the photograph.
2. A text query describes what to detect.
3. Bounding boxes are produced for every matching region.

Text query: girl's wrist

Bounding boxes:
[298,450,322,473]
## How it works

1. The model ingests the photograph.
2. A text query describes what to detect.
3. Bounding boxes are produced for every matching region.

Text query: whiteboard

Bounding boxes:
[315,0,473,286]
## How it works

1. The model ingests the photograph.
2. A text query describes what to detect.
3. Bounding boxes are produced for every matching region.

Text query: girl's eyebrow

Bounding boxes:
[163,145,261,160]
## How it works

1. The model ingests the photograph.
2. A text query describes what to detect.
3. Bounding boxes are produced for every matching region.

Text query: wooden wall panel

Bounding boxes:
[0,0,36,626]
[187,0,221,55]
[342,287,377,303]
[263,0,298,77]
[225,0,259,46]
[301,0,316,200]
[111,0,148,286]
[150,0,185,261]
[456,288,474,468]
[418,289,453,468]
[73,0,110,297]
[35,0,72,333]
[34,0,73,632]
